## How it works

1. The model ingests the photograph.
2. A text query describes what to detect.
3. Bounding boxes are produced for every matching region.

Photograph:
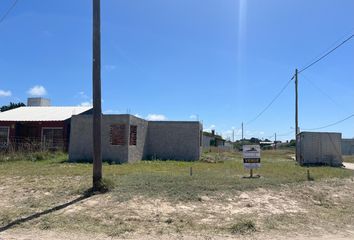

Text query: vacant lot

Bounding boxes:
[343,155,354,163]
[0,150,354,239]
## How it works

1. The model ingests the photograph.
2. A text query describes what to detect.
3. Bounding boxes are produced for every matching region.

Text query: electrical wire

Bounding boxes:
[298,34,354,74]
[302,114,354,131]
[265,130,295,140]
[0,0,18,25]
[276,129,295,137]
[245,78,293,125]
[300,73,340,107]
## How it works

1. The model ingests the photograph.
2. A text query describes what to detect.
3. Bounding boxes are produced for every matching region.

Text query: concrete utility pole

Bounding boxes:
[274,132,277,150]
[92,0,102,191]
[241,122,244,140]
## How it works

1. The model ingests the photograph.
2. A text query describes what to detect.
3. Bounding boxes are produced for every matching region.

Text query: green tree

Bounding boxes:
[0,102,26,112]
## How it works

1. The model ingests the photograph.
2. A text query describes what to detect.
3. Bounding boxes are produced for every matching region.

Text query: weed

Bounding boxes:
[230,219,256,235]
[107,225,134,237]
[313,192,332,208]
[165,218,173,224]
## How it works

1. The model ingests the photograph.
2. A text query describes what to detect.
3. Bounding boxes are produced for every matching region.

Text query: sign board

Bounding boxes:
[243,145,261,169]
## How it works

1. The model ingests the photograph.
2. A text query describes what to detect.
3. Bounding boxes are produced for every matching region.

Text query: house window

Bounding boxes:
[0,127,9,148]
[110,124,125,145]
[130,125,137,145]
[42,128,64,150]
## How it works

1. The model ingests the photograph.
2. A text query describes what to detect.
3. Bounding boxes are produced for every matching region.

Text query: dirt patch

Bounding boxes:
[0,172,354,239]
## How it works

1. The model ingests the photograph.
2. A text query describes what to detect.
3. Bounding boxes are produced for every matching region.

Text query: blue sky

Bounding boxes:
[0,0,353,140]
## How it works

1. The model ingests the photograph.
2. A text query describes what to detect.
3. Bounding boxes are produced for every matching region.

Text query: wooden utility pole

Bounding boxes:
[295,69,299,138]
[295,68,299,162]
[92,0,102,191]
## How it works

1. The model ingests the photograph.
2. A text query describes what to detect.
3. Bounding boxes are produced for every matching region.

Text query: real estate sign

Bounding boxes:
[243,145,261,169]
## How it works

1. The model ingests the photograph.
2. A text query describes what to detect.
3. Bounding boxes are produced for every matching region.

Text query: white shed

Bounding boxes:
[296,132,343,167]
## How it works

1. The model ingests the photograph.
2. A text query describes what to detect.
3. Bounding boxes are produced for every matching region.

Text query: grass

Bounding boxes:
[230,219,257,235]
[343,155,354,163]
[0,149,352,202]
[0,151,67,163]
[0,149,353,237]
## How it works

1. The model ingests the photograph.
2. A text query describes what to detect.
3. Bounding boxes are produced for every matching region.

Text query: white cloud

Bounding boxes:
[146,114,167,121]
[79,101,92,107]
[0,90,11,97]
[134,113,143,118]
[78,91,89,99]
[27,85,47,97]
[104,65,117,71]
[203,124,217,133]
[189,114,200,120]
[221,128,242,141]
[104,109,120,114]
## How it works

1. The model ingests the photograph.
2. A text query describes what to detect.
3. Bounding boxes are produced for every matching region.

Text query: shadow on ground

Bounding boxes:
[0,189,94,233]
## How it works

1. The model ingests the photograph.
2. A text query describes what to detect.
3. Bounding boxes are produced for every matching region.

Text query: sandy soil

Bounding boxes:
[343,162,354,170]
[1,178,354,240]
[1,229,354,240]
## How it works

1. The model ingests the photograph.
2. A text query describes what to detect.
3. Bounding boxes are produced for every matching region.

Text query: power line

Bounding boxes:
[302,113,354,131]
[298,33,354,74]
[300,73,340,107]
[245,78,293,125]
[276,129,295,137]
[266,130,295,139]
[0,0,19,25]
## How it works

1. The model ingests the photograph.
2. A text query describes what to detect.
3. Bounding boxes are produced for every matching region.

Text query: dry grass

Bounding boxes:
[0,149,353,239]
[343,155,354,163]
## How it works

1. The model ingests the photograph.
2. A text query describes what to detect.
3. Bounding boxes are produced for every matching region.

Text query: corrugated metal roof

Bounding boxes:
[0,106,92,122]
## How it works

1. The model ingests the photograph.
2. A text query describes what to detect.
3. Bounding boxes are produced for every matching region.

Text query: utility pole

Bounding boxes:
[92,0,102,191]
[295,69,299,137]
[295,68,299,162]
[232,129,235,142]
[241,122,244,140]
[274,132,277,150]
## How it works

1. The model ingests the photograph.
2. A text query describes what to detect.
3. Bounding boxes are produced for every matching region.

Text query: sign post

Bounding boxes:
[243,145,261,178]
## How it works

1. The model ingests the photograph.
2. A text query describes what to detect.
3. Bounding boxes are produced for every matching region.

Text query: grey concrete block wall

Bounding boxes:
[69,115,202,163]
[69,115,130,163]
[69,115,93,161]
[296,132,343,166]
[27,97,51,106]
[101,115,130,163]
[342,139,354,155]
[146,121,202,161]
[128,115,148,162]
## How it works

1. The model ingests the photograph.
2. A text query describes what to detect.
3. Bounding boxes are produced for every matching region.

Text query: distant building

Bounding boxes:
[69,115,202,163]
[202,130,230,150]
[342,138,354,155]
